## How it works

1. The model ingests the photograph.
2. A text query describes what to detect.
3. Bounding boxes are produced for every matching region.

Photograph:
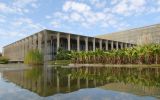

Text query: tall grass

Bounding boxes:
[24,49,43,65]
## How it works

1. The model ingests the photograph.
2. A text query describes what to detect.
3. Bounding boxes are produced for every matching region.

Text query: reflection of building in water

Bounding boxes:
[100,83,160,98]
[2,67,160,97]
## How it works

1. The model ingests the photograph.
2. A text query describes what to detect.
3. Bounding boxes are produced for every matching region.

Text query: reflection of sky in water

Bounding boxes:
[0,75,156,100]
[0,66,159,100]
[0,73,1,79]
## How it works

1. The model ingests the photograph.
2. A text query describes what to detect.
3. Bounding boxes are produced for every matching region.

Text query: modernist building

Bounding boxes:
[3,30,134,61]
[96,24,160,44]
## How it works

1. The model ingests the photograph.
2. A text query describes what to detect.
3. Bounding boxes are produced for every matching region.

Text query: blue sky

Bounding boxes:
[0,0,160,52]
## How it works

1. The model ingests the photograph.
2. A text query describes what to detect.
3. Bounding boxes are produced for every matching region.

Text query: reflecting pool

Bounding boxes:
[0,64,160,100]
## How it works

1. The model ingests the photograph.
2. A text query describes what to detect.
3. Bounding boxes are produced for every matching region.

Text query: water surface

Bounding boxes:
[0,64,160,100]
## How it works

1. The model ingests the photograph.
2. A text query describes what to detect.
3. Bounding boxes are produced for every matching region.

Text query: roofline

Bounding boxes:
[3,29,47,48]
[96,23,160,37]
[3,29,134,48]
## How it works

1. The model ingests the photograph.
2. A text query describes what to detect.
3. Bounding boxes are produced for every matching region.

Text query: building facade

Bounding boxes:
[96,24,160,44]
[3,30,134,61]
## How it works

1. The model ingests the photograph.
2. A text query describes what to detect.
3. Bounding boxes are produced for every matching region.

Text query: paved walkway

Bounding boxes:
[0,64,31,71]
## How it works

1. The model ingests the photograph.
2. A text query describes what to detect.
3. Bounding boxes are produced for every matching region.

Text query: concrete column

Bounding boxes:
[77,36,80,51]
[2,48,4,57]
[22,40,25,60]
[49,39,51,60]
[33,35,37,50]
[16,42,18,60]
[99,40,102,50]
[57,33,60,50]
[17,42,19,60]
[116,41,118,50]
[27,37,30,52]
[85,37,88,52]
[111,41,114,50]
[92,38,95,51]
[129,44,132,47]
[44,30,48,62]
[24,38,27,55]
[29,36,33,50]
[125,43,127,48]
[50,39,53,60]
[20,41,22,60]
[67,34,71,51]
[120,43,123,49]
[38,33,42,52]
[105,40,108,50]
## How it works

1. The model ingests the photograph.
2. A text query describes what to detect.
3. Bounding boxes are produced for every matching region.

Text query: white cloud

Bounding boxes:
[31,3,38,8]
[0,15,6,23]
[45,15,52,19]
[0,0,38,14]
[45,0,160,32]
[0,3,15,13]
[15,17,44,30]
[70,12,83,22]
[48,1,129,29]
[112,0,147,16]
[63,1,91,13]
[51,21,60,28]
[111,0,119,5]
[89,0,106,8]
[13,0,37,8]
[0,17,44,40]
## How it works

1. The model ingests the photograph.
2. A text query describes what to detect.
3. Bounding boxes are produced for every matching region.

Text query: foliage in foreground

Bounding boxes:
[55,48,72,60]
[24,49,43,65]
[0,56,9,64]
[71,44,160,64]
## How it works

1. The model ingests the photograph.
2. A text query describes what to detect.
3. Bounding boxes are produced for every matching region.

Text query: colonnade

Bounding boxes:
[3,30,135,61]
[54,32,133,52]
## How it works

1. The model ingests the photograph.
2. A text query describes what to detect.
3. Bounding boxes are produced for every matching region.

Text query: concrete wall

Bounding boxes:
[96,24,160,44]
[3,29,135,61]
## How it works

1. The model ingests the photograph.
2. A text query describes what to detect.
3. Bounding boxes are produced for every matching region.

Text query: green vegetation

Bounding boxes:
[71,44,160,64]
[24,49,43,65]
[55,48,72,60]
[53,48,71,65]
[0,56,9,64]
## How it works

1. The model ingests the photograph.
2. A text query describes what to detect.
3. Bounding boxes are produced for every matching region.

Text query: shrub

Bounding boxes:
[55,48,72,60]
[71,44,160,65]
[24,49,43,65]
[0,57,9,64]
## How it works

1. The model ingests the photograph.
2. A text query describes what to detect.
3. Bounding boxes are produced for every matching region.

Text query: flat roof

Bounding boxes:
[96,23,160,37]
[4,29,131,48]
